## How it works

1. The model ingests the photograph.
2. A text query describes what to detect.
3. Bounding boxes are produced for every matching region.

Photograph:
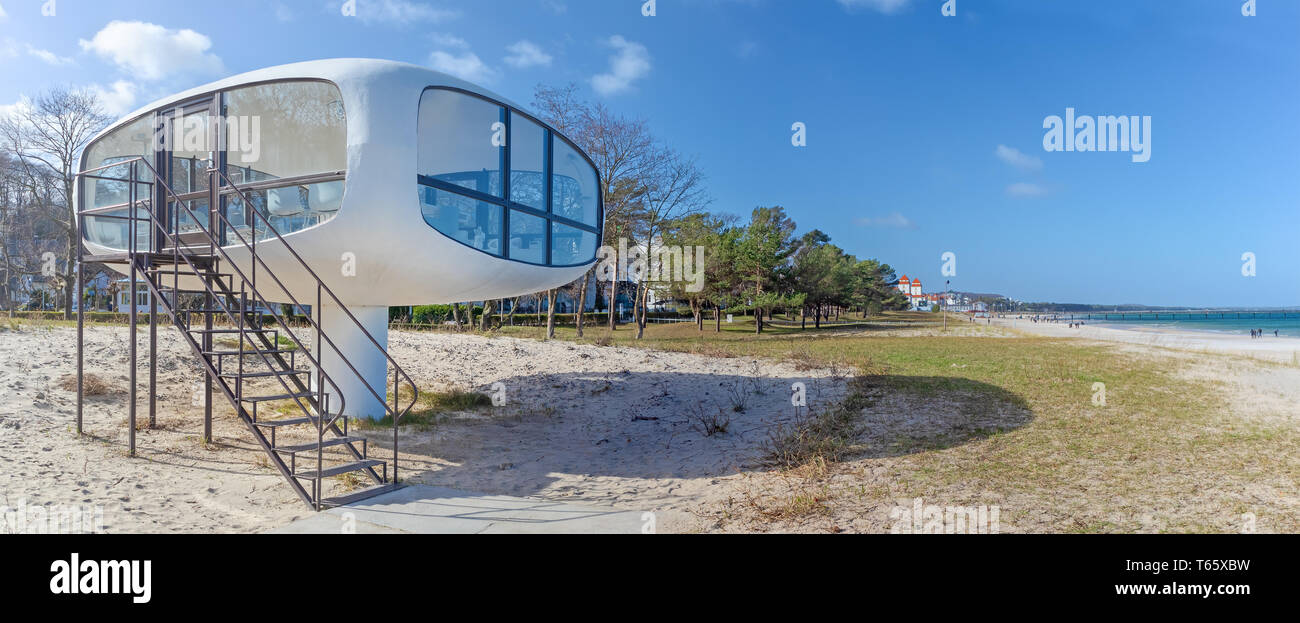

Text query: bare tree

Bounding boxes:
[533,85,656,332]
[629,146,709,339]
[0,88,111,319]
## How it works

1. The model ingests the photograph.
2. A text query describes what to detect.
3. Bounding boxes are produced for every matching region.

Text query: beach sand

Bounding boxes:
[0,324,846,533]
[990,316,1300,364]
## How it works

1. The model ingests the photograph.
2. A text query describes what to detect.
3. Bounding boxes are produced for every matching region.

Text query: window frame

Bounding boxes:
[416,86,603,268]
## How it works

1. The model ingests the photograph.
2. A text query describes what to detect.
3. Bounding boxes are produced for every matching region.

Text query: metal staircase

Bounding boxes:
[75,157,417,510]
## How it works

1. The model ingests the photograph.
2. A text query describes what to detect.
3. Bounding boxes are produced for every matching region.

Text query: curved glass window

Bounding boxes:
[80,80,348,249]
[417,88,602,266]
[224,81,348,184]
[552,137,599,227]
[509,113,546,211]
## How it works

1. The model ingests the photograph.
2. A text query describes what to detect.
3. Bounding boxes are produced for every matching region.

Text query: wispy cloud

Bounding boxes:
[1006,182,1048,198]
[836,0,913,14]
[995,144,1043,172]
[431,32,469,49]
[429,49,497,84]
[79,21,224,81]
[591,36,651,96]
[26,44,74,66]
[504,40,553,69]
[0,3,8,21]
[88,81,139,117]
[855,212,917,229]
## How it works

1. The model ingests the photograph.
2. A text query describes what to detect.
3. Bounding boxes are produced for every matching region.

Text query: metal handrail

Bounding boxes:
[78,159,346,423]
[80,155,416,494]
[208,167,416,484]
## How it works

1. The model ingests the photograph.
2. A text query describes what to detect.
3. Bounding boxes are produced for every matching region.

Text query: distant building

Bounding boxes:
[896,275,932,311]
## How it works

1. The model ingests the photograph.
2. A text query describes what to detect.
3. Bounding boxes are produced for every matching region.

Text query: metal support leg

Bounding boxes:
[128,258,137,457]
[204,287,213,444]
[149,289,157,429]
[76,255,84,437]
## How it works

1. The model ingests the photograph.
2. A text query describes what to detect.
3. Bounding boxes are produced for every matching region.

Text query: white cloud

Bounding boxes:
[855,212,916,229]
[429,50,497,84]
[837,0,912,14]
[504,40,552,69]
[0,3,8,21]
[431,32,469,49]
[88,81,139,117]
[591,36,651,96]
[350,0,459,25]
[79,21,224,81]
[1006,182,1048,198]
[995,144,1043,172]
[0,97,32,122]
[26,44,74,66]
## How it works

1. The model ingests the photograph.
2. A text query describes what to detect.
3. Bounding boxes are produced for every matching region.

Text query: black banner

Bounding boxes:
[1,535,1288,613]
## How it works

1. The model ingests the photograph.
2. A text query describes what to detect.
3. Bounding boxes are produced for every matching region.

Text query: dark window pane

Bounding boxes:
[552,137,598,226]
[418,89,504,198]
[509,113,546,210]
[551,223,597,266]
[420,185,503,256]
[508,210,546,264]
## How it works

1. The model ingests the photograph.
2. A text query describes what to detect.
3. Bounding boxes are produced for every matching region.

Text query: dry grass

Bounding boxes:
[516,314,1300,533]
[56,373,115,396]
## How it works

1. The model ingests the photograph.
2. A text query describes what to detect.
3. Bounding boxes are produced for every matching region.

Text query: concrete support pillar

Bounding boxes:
[313,303,389,420]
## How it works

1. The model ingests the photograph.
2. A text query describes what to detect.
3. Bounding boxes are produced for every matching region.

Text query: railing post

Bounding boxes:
[76,173,84,438]
[128,162,138,457]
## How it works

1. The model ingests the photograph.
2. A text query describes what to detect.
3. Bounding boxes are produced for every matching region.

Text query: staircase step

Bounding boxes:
[295,460,386,480]
[241,391,316,403]
[320,483,401,508]
[220,369,309,379]
[204,348,294,356]
[251,416,315,428]
[274,436,366,454]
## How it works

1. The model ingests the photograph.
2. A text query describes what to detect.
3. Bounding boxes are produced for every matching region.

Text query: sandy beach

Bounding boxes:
[0,323,846,533]
[990,316,1300,364]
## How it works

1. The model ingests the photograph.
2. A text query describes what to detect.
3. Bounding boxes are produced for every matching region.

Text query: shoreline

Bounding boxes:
[989,316,1300,364]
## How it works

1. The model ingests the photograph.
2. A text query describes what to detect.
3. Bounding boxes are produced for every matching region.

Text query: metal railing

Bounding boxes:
[77,157,417,508]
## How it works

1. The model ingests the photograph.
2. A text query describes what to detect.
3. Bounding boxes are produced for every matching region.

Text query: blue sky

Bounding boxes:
[1,0,1296,307]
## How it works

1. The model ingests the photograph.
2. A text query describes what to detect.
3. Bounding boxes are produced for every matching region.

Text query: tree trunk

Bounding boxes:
[608,263,618,331]
[801,305,806,330]
[715,304,721,332]
[480,299,494,331]
[576,270,589,338]
[692,299,702,331]
[634,282,646,340]
[755,307,762,335]
[545,289,558,339]
[451,302,463,329]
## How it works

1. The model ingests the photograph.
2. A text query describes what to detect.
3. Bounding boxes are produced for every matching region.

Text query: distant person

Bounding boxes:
[1275,330,1279,337]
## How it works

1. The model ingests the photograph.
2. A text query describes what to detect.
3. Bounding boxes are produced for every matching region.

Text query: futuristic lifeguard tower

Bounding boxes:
[74,59,603,508]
